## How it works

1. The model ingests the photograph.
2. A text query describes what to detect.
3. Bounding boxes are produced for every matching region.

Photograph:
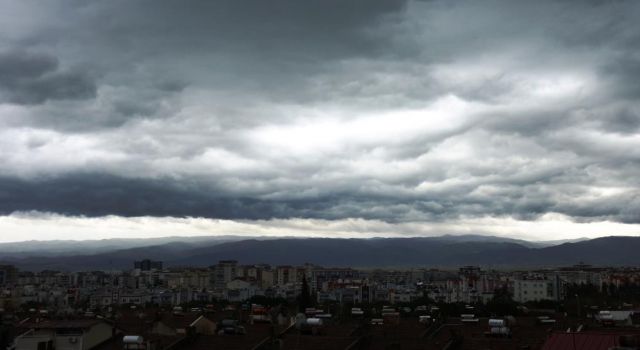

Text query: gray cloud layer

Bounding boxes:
[0,0,639,228]
[0,51,96,104]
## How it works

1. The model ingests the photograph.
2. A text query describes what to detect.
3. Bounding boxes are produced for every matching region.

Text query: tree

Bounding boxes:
[297,273,313,312]
[486,286,518,316]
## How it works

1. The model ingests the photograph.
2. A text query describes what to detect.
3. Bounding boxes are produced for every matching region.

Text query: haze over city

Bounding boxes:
[1,0,640,242]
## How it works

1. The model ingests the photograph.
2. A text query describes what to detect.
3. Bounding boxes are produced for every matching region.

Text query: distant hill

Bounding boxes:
[0,233,582,257]
[0,235,259,258]
[0,235,637,271]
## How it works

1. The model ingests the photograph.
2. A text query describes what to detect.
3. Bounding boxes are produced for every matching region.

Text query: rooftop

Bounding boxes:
[21,319,105,330]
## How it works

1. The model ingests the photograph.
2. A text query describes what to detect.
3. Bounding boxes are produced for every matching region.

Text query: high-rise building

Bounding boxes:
[134,259,163,271]
[0,265,17,286]
[212,260,238,290]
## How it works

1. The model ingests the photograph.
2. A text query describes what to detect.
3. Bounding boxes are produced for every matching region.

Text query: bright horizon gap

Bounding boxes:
[0,211,638,243]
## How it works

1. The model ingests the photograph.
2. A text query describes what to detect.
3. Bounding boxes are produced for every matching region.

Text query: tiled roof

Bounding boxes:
[542,332,640,350]
[173,324,275,350]
[158,312,204,329]
[22,319,104,330]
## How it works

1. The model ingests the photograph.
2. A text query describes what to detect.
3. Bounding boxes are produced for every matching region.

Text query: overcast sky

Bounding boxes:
[1,0,639,242]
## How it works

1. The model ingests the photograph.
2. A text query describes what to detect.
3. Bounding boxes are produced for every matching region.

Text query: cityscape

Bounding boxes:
[1,256,640,349]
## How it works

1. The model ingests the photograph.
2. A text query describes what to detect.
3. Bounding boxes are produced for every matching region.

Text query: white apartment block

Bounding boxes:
[513,278,560,303]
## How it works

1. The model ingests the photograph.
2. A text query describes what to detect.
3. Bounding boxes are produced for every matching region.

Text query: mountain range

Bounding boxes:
[0,235,636,271]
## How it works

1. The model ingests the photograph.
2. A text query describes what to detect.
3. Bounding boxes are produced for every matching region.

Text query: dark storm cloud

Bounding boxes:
[600,57,640,100]
[98,0,406,54]
[0,174,276,219]
[605,108,640,134]
[0,0,408,130]
[0,0,640,230]
[0,51,57,80]
[0,171,637,224]
[0,51,96,105]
